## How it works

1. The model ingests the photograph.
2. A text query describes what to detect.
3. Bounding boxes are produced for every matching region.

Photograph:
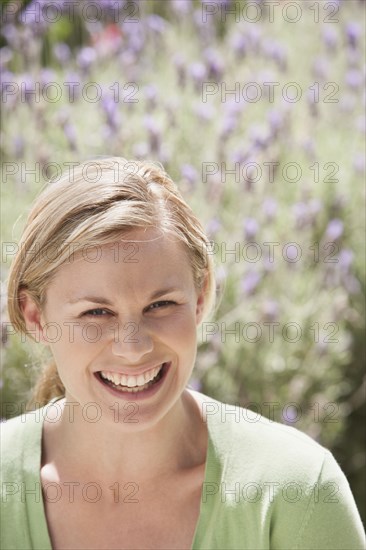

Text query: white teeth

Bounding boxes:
[100,364,164,388]
[104,372,113,382]
[126,376,135,388]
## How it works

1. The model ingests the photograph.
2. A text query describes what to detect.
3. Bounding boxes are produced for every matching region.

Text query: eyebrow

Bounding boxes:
[66,287,182,305]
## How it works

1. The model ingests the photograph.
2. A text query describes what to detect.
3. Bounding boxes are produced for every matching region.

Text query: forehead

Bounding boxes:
[47,228,193,296]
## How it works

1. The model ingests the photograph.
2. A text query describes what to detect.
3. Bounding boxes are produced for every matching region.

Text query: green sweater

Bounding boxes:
[1,395,365,550]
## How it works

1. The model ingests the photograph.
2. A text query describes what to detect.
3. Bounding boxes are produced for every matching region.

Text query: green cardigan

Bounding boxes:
[1,395,365,549]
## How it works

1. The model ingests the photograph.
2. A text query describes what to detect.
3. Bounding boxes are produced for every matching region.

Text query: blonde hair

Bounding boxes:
[7,157,217,409]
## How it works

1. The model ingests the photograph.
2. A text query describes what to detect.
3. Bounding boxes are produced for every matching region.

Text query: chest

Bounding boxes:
[41,470,204,550]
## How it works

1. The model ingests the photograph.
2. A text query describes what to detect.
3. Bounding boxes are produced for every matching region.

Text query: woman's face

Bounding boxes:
[31,227,206,429]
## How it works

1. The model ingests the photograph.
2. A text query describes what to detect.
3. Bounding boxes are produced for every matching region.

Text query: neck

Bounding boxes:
[42,390,208,484]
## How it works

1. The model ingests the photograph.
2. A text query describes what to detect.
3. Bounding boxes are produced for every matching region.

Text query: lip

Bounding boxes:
[94,361,171,401]
[94,361,169,378]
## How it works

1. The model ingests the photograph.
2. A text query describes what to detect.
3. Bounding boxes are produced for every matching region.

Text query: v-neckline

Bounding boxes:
[36,394,216,550]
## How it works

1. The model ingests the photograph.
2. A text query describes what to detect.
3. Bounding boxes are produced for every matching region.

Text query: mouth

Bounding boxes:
[94,362,171,395]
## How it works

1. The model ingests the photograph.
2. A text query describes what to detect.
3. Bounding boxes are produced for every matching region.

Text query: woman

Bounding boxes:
[1,157,365,549]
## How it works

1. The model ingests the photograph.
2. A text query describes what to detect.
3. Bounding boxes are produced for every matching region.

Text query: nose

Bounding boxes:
[109,319,154,361]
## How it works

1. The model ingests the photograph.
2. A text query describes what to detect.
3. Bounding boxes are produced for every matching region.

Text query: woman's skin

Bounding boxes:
[20,227,209,491]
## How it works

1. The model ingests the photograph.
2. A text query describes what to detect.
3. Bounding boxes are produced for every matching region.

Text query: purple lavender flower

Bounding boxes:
[76,47,97,72]
[262,38,275,58]
[345,69,364,89]
[338,248,354,271]
[56,108,75,150]
[1,70,17,108]
[173,54,186,88]
[343,275,361,294]
[22,0,67,35]
[263,255,276,273]
[21,0,48,29]
[132,142,149,159]
[189,62,207,89]
[172,0,191,15]
[205,218,221,237]
[286,244,300,262]
[307,87,319,118]
[143,115,161,153]
[355,114,366,134]
[13,135,25,158]
[230,149,250,165]
[240,156,260,192]
[331,195,346,214]
[326,219,344,240]
[21,73,36,103]
[143,84,158,110]
[339,94,356,113]
[87,0,121,11]
[53,42,71,65]
[224,97,245,117]
[64,71,82,102]
[267,42,287,72]
[40,68,55,86]
[261,299,279,322]
[293,202,308,228]
[230,33,247,56]
[282,405,299,425]
[1,24,19,49]
[312,56,329,80]
[201,0,231,6]
[193,102,215,122]
[308,199,322,224]
[268,109,283,135]
[353,153,365,174]
[146,14,167,34]
[345,22,361,49]
[124,25,145,55]
[322,27,338,50]
[246,26,262,51]
[243,218,259,240]
[220,115,237,139]
[249,124,270,148]
[181,164,198,186]
[63,122,77,151]
[241,270,262,295]
[215,264,227,285]
[101,93,119,131]
[262,197,277,221]
[302,138,316,160]
[203,47,224,81]
[158,145,171,165]
[346,49,361,70]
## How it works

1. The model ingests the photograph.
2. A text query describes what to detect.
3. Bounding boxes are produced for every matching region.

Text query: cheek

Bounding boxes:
[47,323,105,365]
[158,315,198,360]
[60,320,111,345]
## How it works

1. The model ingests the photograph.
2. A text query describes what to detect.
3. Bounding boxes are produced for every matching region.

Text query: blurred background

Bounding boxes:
[1,0,365,525]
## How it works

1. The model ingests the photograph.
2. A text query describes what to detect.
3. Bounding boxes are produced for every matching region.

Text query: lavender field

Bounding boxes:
[1,0,365,522]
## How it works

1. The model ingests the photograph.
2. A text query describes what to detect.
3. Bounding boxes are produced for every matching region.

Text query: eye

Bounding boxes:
[82,308,111,317]
[148,300,177,311]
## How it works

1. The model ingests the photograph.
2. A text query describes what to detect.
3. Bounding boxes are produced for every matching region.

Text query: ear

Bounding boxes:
[18,290,49,345]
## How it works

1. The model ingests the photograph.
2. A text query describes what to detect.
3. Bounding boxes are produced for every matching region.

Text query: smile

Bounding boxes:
[95,362,170,395]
